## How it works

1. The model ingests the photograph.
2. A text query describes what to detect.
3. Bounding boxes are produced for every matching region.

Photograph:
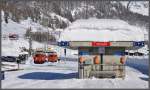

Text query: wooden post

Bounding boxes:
[64,48,67,62]
[79,63,84,79]
[100,54,103,70]
[16,58,20,70]
[17,63,20,70]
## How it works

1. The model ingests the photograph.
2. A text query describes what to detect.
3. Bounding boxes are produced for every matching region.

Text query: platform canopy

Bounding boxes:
[59,18,145,42]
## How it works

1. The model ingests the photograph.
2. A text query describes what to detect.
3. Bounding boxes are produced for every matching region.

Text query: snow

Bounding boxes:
[59,18,145,41]
[2,38,44,57]
[137,45,149,54]
[129,2,149,16]
[2,19,27,36]
[121,1,149,16]
[134,45,149,54]
[50,13,71,25]
[20,18,51,33]
[126,44,149,55]
[2,37,77,57]
[1,56,149,89]
[2,17,51,35]
[1,10,51,36]
[19,51,29,55]
[1,9,148,89]
[1,10,77,57]
[2,62,18,71]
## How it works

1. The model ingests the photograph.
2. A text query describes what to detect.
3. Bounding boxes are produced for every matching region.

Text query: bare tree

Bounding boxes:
[127,1,131,11]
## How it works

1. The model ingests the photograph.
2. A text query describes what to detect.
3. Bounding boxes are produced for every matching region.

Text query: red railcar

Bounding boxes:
[46,51,58,62]
[33,50,58,64]
[33,52,47,64]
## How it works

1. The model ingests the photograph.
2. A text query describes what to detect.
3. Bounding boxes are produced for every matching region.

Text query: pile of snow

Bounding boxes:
[59,18,145,41]
[126,44,149,55]
[121,1,149,16]
[2,37,77,57]
[19,51,29,55]
[2,62,18,71]
[2,38,44,56]
[136,45,149,54]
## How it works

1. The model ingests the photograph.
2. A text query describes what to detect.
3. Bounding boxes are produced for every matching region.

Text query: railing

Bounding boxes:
[79,64,125,79]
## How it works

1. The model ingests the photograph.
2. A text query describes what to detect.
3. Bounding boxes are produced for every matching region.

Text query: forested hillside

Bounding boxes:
[0,0,149,42]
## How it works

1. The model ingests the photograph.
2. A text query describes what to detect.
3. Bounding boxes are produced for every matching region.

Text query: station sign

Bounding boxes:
[133,41,145,47]
[58,41,69,46]
[92,42,111,46]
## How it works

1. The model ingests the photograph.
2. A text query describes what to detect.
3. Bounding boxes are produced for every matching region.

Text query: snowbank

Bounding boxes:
[2,38,44,56]
[126,44,149,55]
[2,37,77,57]
[59,18,145,41]
[137,45,149,54]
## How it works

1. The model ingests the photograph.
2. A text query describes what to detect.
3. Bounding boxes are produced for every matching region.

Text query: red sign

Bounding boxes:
[92,42,111,46]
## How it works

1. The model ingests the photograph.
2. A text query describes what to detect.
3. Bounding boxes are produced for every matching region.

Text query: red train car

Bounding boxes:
[33,51,47,64]
[33,50,59,64]
[46,51,58,62]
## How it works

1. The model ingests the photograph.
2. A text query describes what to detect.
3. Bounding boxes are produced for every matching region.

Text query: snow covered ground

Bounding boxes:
[1,37,77,57]
[2,38,43,56]
[1,10,77,57]
[1,9,149,89]
[1,11,52,36]
[1,56,149,89]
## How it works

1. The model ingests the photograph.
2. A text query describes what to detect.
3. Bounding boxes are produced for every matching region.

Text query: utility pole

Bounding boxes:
[29,27,32,56]
[85,0,88,19]
[29,36,32,56]
[47,27,49,51]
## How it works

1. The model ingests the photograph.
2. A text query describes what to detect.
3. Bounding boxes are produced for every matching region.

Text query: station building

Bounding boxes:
[58,18,145,79]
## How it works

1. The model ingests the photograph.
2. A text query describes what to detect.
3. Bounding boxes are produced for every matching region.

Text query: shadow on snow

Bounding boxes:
[18,72,78,80]
[126,58,149,76]
[139,77,149,81]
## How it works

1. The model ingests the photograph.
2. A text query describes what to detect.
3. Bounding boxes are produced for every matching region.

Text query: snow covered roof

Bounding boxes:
[19,51,29,55]
[59,18,145,42]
